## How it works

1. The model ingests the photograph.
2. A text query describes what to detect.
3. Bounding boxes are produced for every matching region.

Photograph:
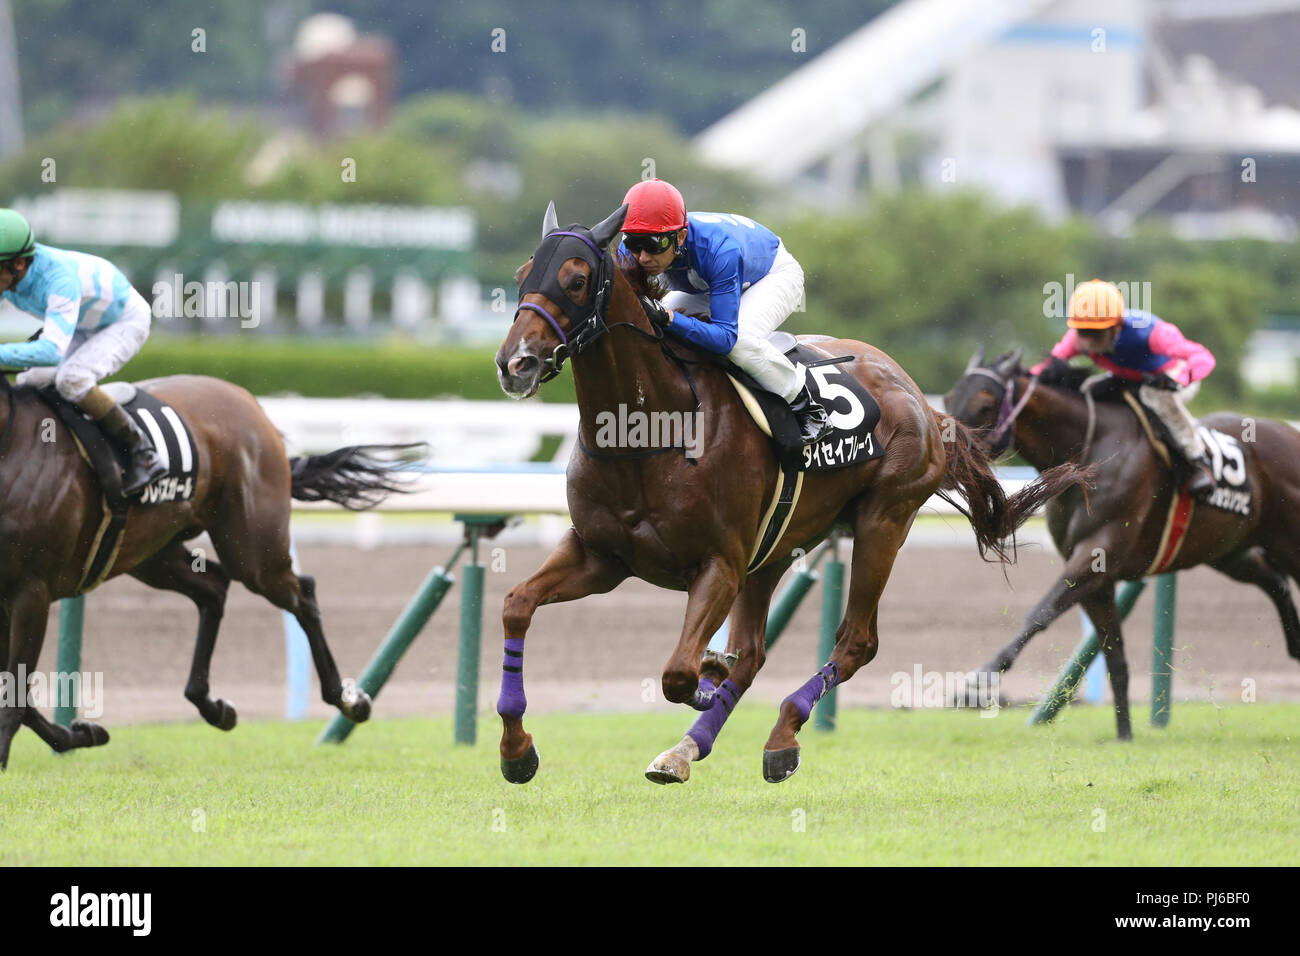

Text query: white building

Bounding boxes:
[695,0,1300,239]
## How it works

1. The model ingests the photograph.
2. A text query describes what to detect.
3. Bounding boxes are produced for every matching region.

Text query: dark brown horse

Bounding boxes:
[945,350,1300,738]
[492,204,1085,784]
[0,372,414,768]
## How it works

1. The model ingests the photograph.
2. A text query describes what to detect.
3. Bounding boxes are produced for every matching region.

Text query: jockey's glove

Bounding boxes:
[639,296,673,328]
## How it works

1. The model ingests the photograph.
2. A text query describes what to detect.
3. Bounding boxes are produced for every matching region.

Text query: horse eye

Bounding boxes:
[571,277,586,291]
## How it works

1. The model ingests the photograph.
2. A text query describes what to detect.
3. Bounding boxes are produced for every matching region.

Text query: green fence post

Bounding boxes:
[55,596,84,729]
[1151,573,1176,728]
[317,550,461,745]
[814,532,844,732]
[454,514,507,747]
[764,570,819,652]
[1028,579,1147,725]
[455,548,485,746]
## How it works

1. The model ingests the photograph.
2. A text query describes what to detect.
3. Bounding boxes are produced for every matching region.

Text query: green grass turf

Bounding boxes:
[1,703,1296,866]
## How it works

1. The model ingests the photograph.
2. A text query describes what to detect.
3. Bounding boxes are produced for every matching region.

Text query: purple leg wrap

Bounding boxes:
[690,676,717,711]
[783,663,839,725]
[685,679,741,760]
[496,637,527,718]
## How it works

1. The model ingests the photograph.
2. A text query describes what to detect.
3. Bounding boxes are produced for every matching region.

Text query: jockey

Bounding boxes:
[618,179,833,445]
[0,208,167,496]
[1030,278,1217,496]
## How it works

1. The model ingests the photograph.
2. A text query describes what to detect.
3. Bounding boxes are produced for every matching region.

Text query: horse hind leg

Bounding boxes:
[1079,584,1133,740]
[274,570,371,723]
[763,505,912,783]
[1215,547,1300,662]
[129,540,236,730]
[24,706,110,753]
[1,583,107,768]
[208,515,371,723]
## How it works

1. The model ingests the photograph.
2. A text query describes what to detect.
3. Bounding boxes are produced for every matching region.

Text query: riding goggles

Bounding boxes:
[622,232,676,255]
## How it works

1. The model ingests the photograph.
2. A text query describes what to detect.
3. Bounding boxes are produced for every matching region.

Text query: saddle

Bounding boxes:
[1077,378,1252,573]
[37,382,199,592]
[727,331,885,472]
[727,331,886,573]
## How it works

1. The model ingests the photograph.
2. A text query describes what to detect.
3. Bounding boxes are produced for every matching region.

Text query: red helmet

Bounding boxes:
[622,179,687,233]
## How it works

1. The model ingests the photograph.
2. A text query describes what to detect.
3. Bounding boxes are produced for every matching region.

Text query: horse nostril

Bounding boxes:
[509,355,539,378]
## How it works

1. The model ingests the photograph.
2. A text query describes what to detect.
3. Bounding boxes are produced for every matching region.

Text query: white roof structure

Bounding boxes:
[695,0,1055,184]
[694,0,1300,230]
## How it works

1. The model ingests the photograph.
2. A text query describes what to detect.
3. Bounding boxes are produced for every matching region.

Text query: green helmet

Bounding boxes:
[0,209,36,262]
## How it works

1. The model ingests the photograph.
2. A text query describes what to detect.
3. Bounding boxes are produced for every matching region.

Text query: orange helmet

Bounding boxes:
[1068,279,1126,329]
[622,179,687,233]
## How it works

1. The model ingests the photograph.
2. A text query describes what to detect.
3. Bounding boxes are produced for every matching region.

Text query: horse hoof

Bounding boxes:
[70,720,110,748]
[341,688,372,724]
[501,743,540,784]
[763,746,800,783]
[689,687,716,712]
[214,699,238,732]
[645,751,690,785]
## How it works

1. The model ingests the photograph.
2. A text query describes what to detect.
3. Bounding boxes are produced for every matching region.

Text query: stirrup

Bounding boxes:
[798,407,834,444]
[122,451,168,497]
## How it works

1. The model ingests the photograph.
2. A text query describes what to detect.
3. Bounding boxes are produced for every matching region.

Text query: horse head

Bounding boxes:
[496,202,628,399]
[943,348,1026,457]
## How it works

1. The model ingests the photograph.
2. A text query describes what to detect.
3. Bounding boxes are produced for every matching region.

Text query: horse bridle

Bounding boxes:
[962,364,1037,457]
[514,228,626,384]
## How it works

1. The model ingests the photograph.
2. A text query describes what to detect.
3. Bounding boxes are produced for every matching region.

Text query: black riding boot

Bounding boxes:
[790,384,833,444]
[1186,451,1216,498]
[99,405,168,496]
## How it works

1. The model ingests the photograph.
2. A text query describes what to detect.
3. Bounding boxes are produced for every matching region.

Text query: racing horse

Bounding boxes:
[945,349,1300,739]
[0,372,415,769]
[492,203,1087,784]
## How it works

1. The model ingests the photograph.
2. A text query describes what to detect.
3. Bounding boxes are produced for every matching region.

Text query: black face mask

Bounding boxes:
[513,203,629,381]
[517,226,609,324]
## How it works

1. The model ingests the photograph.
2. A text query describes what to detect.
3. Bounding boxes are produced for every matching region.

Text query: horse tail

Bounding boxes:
[289,443,425,511]
[933,411,1090,563]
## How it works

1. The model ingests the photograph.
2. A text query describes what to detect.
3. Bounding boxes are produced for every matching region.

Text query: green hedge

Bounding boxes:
[108,337,578,402]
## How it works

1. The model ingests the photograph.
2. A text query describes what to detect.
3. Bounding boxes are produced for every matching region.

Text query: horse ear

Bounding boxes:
[997,348,1024,375]
[965,345,986,372]
[590,203,629,249]
[542,201,559,238]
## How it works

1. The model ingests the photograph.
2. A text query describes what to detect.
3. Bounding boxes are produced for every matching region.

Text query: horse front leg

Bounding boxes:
[0,583,53,770]
[1080,585,1133,740]
[646,565,780,784]
[498,529,627,784]
[977,545,1113,679]
[659,556,742,705]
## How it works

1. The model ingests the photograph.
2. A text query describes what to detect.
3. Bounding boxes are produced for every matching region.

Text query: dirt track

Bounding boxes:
[32,530,1300,728]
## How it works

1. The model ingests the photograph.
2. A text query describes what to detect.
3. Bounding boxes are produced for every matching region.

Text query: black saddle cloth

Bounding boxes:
[727,331,884,472]
[39,384,198,510]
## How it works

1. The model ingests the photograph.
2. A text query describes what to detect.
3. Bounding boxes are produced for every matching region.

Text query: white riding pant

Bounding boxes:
[1139,380,1205,460]
[16,288,152,403]
[661,241,806,402]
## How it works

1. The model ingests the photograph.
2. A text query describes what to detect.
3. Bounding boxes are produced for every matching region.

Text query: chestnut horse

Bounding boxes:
[0,372,413,768]
[944,349,1300,738]
[492,204,1085,784]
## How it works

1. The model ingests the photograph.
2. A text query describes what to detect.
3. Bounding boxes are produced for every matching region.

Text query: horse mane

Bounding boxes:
[617,253,666,301]
[1032,356,1091,392]
[1029,354,1140,404]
